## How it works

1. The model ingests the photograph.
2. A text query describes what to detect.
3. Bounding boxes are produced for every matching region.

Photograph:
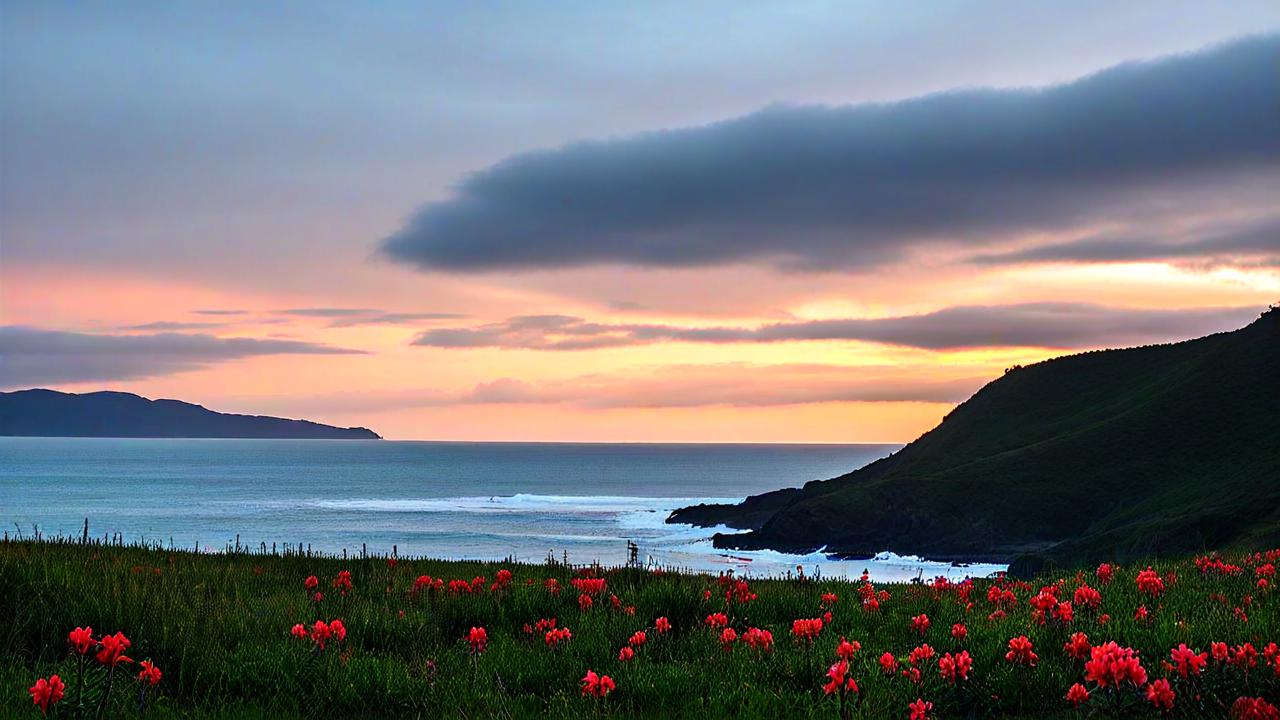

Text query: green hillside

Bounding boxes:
[671,306,1280,574]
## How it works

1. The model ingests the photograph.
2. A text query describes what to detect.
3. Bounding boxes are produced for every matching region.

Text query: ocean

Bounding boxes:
[0,438,1005,581]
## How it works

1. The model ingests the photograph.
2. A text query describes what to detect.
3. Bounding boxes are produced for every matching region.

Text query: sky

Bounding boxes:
[1,1,1278,442]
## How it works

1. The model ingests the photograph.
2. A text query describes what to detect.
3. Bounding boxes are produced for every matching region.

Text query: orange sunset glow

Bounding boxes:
[2,6,1277,441]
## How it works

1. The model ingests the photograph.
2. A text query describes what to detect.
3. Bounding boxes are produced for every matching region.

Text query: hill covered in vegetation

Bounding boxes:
[0,389,381,440]
[670,307,1280,574]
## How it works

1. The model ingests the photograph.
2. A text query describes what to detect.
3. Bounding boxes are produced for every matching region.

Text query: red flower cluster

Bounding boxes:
[822,659,858,697]
[467,626,488,655]
[581,669,615,698]
[911,614,930,635]
[628,631,646,647]
[654,616,671,634]
[909,698,933,720]
[1146,677,1175,711]
[1073,583,1102,609]
[570,577,606,595]
[333,570,353,595]
[68,626,94,655]
[545,627,572,647]
[1136,566,1165,596]
[1005,636,1037,666]
[1064,631,1091,661]
[1170,643,1208,678]
[938,651,972,683]
[137,660,162,686]
[951,623,967,641]
[1065,682,1089,708]
[96,631,133,667]
[791,618,823,641]
[743,627,774,651]
[835,636,860,660]
[1084,641,1147,688]
[705,612,729,629]
[28,676,64,714]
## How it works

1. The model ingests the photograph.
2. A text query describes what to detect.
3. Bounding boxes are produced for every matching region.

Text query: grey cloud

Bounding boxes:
[192,309,248,316]
[276,308,380,318]
[327,312,468,328]
[121,321,227,331]
[412,303,1260,351]
[0,326,365,387]
[234,364,984,415]
[971,216,1280,266]
[381,36,1280,273]
[275,308,466,327]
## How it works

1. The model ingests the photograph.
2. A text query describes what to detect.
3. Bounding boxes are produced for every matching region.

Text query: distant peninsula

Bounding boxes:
[0,389,381,440]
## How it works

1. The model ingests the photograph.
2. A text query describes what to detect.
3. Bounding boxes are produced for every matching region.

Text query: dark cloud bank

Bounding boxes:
[381,35,1280,273]
[412,303,1259,351]
[0,327,363,387]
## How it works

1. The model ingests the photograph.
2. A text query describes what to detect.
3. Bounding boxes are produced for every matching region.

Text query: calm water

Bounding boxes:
[0,438,1004,581]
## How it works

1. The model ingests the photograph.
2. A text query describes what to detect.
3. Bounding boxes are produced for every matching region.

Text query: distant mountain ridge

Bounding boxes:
[669,306,1280,574]
[0,389,381,440]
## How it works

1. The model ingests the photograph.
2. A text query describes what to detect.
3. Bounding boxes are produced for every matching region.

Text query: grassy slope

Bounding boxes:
[2,542,1277,718]
[708,308,1280,572]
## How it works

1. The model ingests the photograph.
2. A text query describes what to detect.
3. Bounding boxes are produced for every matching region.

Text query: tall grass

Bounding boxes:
[2,540,1276,718]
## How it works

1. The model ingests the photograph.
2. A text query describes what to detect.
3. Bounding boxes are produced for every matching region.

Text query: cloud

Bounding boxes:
[0,326,365,387]
[234,364,986,414]
[970,215,1280,266]
[381,35,1280,273]
[276,308,380,317]
[411,303,1260,351]
[121,321,228,331]
[192,309,248,316]
[274,308,466,327]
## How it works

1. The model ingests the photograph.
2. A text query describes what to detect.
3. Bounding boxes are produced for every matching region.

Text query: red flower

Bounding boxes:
[912,614,930,635]
[1064,632,1091,661]
[304,575,319,590]
[820,592,839,608]
[467,626,488,655]
[333,570,353,594]
[1065,682,1090,708]
[791,618,823,640]
[879,652,899,674]
[1096,563,1115,584]
[654,617,671,634]
[938,651,972,683]
[1073,584,1102,609]
[329,619,347,643]
[545,627,572,647]
[908,644,935,667]
[1134,605,1150,622]
[1146,678,1175,712]
[1005,636,1037,666]
[705,612,729,629]
[1136,567,1165,596]
[629,631,646,647]
[1170,644,1208,678]
[1212,641,1230,663]
[1229,643,1259,670]
[743,627,773,651]
[617,646,634,662]
[720,627,737,648]
[290,623,308,639]
[836,637,860,660]
[311,620,332,649]
[68,626,94,655]
[1231,696,1280,719]
[578,593,593,611]
[137,660,162,686]
[28,676,64,714]
[822,660,858,696]
[581,669,615,698]
[909,698,933,720]
[951,623,967,641]
[1085,641,1147,688]
[95,632,132,667]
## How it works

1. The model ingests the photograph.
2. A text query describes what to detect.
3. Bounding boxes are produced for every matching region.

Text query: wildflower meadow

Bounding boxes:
[2,541,1278,718]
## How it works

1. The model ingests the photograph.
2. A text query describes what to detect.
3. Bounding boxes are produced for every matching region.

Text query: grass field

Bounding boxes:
[2,541,1277,718]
